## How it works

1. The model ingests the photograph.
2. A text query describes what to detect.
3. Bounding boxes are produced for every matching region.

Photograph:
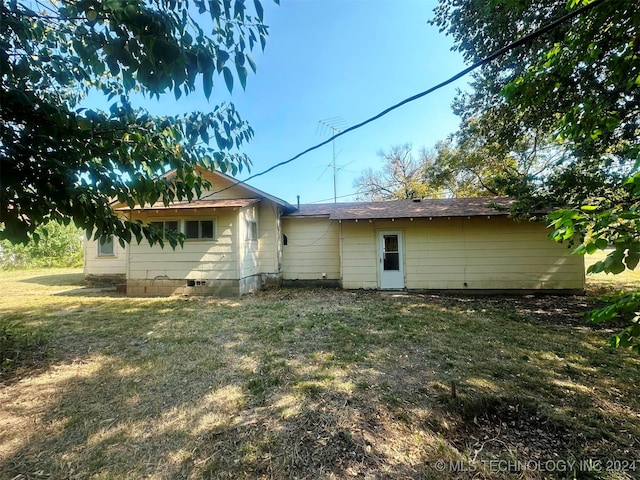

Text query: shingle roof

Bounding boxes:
[115,198,260,211]
[285,197,515,220]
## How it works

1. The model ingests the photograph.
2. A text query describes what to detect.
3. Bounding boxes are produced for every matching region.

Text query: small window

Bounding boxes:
[246,220,258,241]
[98,236,114,257]
[185,220,215,240]
[151,220,180,239]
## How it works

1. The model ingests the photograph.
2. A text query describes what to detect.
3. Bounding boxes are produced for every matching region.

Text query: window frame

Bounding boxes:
[150,219,181,240]
[246,220,258,241]
[97,235,115,257]
[184,219,216,241]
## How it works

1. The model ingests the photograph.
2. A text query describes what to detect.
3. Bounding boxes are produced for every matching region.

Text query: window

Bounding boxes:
[383,234,400,271]
[151,220,180,239]
[98,236,114,257]
[185,220,215,240]
[246,220,258,241]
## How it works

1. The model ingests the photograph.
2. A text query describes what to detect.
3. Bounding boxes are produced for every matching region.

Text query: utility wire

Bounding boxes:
[309,191,360,204]
[203,0,608,199]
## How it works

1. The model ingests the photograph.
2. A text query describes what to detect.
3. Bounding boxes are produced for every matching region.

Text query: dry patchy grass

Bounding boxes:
[585,249,640,294]
[0,268,639,479]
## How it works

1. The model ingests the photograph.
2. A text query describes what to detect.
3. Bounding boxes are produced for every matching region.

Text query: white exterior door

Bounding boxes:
[378,231,404,289]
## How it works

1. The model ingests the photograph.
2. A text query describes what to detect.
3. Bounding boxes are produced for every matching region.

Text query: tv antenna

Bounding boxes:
[317,117,347,202]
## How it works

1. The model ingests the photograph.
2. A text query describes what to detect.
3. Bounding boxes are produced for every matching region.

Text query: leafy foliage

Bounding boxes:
[428,124,565,199]
[0,221,84,269]
[433,0,640,349]
[1,0,277,247]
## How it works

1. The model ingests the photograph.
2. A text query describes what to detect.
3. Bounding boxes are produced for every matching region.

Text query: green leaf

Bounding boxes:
[246,54,257,73]
[595,238,609,250]
[209,0,222,19]
[234,0,245,21]
[254,0,263,21]
[200,124,210,144]
[236,64,247,90]
[216,49,229,72]
[222,66,233,92]
[603,251,626,275]
[625,250,640,270]
[585,242,597,254]
[214,129,226,150]
[203,69,213,99]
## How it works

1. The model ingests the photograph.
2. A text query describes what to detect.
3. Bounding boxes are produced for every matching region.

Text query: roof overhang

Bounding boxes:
[285,197,517,220]
[115,198,260,212]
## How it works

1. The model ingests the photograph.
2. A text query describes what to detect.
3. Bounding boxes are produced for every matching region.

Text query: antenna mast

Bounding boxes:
[318,118,345,203]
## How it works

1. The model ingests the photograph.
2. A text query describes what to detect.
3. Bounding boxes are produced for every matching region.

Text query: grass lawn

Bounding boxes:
[1,262,639,479]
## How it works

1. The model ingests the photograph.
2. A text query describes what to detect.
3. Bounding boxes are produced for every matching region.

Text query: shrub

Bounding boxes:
[0,221,83,269]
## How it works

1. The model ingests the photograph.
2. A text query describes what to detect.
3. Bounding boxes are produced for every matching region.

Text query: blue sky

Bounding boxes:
[133,0,469,205]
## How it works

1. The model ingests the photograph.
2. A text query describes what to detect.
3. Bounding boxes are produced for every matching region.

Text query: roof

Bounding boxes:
[112,168,296,213]
[285,197,515,220]
[115,198,260,212]
[182,168,296,212]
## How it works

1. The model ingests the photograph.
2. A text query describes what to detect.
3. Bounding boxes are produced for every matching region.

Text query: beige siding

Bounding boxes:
[83,237,127,276]
[239,205,259,279]
[198,170,263,200]
[257,203,281,274]
[341,217,584,291]
[340,222,377,289]
[282,217,340,280]
[127,209,238,281]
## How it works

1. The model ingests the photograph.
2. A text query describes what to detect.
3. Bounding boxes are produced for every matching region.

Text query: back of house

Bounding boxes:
[84,169,293,296]
[85,175,584,295]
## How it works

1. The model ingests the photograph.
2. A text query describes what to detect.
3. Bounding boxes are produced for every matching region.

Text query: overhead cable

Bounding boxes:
[203,0,608,198]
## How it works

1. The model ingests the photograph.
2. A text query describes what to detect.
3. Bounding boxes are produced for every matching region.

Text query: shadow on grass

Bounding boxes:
[19,272,86,287]
[0,302,399,478]
[1,289,639,479]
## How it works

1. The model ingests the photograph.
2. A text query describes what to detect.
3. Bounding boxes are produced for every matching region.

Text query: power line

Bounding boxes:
[202,0,608,199]
[308,191,360,204]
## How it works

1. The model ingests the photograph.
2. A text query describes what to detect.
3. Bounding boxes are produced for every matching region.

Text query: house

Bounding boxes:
[84,170,585,295]
[85,169,295,296]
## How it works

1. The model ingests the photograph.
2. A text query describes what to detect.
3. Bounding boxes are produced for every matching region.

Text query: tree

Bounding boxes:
[354,144,442,201]
[1,0,277,248]
[432,0,640,349]
[0,221,84,268]
[428,114,567,199]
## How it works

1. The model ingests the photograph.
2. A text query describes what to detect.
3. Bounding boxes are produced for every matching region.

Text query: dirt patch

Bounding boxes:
[414,292,625,329]
[441,394,575,461]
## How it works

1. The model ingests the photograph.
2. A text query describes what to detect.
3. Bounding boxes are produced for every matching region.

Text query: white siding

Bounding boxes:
[282,217,341,280]
[84,236,127,276]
